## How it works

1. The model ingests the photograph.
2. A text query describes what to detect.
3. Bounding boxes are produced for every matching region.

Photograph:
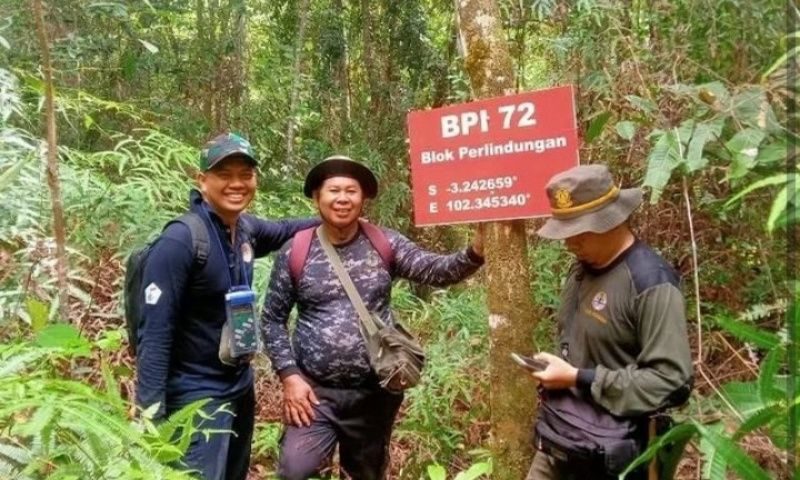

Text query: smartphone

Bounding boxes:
[510,353,548,372]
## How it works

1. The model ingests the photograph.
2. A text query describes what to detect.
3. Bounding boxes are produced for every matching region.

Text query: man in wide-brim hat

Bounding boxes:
[261,155,485,480]
[525,164,694,480]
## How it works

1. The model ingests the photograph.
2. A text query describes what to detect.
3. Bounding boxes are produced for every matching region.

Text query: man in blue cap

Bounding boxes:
[134,133,318,480]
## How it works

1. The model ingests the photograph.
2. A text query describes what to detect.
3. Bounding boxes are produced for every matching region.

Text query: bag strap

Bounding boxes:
[288,227,316,287]
[359,220,394,272]
[169,212,210,267]
[289,222,393,287]
[560,263,583,359]
[315,226,380,338]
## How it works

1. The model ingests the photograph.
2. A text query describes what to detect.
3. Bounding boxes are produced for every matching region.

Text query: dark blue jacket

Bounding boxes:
[135,189,317,417]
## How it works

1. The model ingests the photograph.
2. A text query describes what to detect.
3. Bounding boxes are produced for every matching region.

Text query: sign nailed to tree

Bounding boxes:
[407,85,579,226]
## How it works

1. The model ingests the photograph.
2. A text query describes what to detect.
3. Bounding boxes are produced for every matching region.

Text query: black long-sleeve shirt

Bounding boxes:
[565,240,694,416]
[135,189,318,417]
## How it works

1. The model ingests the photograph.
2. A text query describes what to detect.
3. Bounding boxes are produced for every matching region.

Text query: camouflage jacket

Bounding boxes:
[261,227,483,387]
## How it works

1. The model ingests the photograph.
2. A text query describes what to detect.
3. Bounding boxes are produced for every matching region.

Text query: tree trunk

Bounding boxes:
[334,0,351,142]
[230,0,247,128]
[360,0,383,114]
[31,0,71,323]
[454,0,539,477]
[286,0,311,165]
[195,0,214,128]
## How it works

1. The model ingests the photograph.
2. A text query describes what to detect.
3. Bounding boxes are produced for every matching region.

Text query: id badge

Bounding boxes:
[224,288,259,358]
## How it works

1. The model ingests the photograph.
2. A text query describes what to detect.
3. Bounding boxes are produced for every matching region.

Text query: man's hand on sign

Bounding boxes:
[471,222,485,257]
[282,374,320,427]
[530,352,578,390]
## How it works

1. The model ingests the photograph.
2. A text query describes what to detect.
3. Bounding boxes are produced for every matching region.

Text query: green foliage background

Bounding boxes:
[0,0,795,478]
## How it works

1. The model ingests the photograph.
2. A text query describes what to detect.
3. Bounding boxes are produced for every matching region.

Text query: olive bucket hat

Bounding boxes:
[537,164,643,240]
[303,155,379,199]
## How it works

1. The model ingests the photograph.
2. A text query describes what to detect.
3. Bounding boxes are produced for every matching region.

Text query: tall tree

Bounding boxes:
[454,0,538,477]
[317,0,351,146]
[192,0,247,133]
[286,0,311,164]
[229,0,248,128]
[30,0,70,322]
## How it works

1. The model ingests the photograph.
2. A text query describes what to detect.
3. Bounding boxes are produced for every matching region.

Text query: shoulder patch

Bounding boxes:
[145,282,162,305]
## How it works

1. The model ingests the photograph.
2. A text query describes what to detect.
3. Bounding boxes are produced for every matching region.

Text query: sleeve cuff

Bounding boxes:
[466,246,485,265]
[576,368,596,392]
[277,365,301,380]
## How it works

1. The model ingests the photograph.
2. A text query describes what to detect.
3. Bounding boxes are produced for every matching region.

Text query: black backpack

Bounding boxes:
[124,213,210,355]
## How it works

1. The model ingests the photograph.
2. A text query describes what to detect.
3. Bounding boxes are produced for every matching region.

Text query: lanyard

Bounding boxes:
[202,205,250,289]
[561,265,584,360]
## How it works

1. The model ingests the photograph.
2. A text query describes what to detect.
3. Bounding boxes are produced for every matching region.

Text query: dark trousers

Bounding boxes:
[169,387,255,480]
[527,451,648,480]
[277,384,404,480]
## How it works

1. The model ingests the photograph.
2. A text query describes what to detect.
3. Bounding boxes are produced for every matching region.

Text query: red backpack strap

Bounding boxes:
[288,227,316,287]
[359,220,395,272]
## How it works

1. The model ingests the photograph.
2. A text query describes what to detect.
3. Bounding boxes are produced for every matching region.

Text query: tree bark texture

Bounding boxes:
[360,0,384,116]
[333,0,351,145]
[286,0,311,165]
[31,0,71,322]
[454,0,538,477]
[230,0,248,126]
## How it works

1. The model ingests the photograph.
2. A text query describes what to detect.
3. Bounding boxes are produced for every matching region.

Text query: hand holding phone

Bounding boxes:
[510,352,549,372]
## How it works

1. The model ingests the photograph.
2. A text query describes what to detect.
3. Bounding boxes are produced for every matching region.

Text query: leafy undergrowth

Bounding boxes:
[0,325,208,480]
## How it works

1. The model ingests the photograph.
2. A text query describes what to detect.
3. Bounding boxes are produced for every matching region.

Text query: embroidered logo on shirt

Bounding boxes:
[591,291,608,311]
[145,282,162,305]
[241,242,253,263]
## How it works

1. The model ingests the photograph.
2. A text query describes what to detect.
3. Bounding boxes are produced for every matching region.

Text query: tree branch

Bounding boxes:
[31,0,71,322]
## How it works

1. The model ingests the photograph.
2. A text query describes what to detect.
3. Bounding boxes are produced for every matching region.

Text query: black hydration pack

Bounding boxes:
[123,213,209,355]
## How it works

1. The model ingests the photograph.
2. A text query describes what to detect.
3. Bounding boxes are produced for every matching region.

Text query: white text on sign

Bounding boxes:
[440,102,537,138]
[420,136,568,164]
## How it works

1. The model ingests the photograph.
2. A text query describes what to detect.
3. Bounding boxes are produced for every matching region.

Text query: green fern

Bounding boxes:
[620,422,695,479]
[738,300,788,323]
[625,307,795,480]
[711,314,781,349]
[0,336,208,479]
[695,422,771,480]
[757,348,784,403]
[698,422,729,480]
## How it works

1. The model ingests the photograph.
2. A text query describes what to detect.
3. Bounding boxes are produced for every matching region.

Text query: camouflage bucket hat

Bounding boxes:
[199,133,257,171]
[537,164,643,240]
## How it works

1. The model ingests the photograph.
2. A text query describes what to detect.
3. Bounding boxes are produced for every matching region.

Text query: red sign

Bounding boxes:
[407,86,579,226]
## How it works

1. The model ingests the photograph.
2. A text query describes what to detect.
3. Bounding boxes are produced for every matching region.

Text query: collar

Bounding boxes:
[317,224,362,248]
[581,238,640,276]
[189,188,240,233]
